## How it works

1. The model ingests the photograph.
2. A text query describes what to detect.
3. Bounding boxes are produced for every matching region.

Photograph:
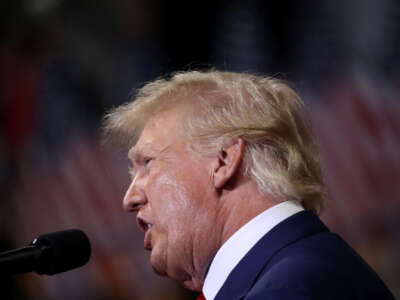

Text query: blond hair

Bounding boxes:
[103,70,326,214]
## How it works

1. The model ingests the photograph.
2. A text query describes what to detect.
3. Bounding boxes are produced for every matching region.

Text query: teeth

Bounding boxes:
[147,224,153,229]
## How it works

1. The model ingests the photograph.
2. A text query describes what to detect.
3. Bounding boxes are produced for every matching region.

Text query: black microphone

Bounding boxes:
[0,229,91,275]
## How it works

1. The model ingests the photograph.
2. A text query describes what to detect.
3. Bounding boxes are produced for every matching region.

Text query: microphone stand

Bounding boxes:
[0,246,42,275]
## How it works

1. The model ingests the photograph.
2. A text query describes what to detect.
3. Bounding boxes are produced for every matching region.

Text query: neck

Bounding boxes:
[217,180,279,247]
[187,180,280,291]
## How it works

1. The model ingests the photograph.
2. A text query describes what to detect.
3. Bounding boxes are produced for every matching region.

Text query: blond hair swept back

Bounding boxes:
[103,70,326,214]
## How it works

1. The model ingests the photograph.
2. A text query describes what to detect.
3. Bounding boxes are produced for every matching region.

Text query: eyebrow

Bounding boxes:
[129,142,160,160]
[128,145,147,161]
[128,143,172,164]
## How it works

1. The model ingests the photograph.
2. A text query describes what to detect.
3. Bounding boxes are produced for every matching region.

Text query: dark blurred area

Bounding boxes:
[1,0,399,299]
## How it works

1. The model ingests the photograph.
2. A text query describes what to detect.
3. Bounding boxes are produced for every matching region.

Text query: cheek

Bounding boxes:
[149,172,195,228]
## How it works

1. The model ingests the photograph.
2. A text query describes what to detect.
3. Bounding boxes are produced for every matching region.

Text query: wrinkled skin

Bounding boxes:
[123,107,222,291]
[122,105,276,291]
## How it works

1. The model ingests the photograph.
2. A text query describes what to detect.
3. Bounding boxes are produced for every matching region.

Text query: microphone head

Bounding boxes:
[30,229,91,275]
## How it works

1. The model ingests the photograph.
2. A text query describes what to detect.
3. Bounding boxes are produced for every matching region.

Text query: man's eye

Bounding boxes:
[144,158,152,165]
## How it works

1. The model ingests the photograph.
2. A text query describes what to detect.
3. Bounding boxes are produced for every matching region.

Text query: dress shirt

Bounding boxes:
[202,200,304,300]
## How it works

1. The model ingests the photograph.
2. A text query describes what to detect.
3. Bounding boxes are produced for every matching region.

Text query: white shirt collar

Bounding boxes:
[202,200,304,300]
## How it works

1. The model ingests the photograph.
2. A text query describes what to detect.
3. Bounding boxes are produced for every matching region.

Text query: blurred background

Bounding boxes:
[1,0,400,299]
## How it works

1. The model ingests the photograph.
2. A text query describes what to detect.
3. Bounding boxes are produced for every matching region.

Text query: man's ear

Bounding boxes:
[212,138,245,189]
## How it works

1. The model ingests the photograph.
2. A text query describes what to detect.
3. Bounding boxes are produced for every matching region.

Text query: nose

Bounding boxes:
[123,177,147,212]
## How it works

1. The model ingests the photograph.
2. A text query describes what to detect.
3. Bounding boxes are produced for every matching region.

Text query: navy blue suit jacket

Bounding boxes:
[214,211,395,300]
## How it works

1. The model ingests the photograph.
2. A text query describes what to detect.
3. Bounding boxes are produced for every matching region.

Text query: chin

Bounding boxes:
[151,265,167,277]
[149,248,168,277]
[149,245,203,291]
[150,258,168,277]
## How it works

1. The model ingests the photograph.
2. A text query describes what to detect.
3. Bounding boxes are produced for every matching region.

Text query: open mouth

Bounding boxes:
[137,216,153,250]
[137,216,153,233]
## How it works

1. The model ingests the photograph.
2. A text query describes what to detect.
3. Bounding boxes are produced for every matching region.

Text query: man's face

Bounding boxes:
[123,108,220,291]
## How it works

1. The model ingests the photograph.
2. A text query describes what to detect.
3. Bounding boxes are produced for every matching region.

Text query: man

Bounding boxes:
[103,70,395,299]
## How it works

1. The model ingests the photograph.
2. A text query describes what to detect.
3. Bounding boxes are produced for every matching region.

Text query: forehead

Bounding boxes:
[128,107,186,159]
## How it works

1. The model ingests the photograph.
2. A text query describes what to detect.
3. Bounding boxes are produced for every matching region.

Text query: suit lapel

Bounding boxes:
[214,211,329,300]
